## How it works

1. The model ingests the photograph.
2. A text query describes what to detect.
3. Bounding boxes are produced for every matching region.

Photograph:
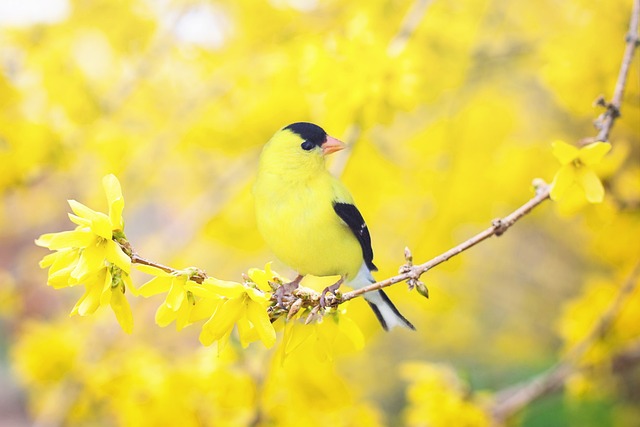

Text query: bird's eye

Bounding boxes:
[301,140,315,151]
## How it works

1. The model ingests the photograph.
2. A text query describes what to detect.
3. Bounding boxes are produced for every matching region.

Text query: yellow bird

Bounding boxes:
[254,122,414,331]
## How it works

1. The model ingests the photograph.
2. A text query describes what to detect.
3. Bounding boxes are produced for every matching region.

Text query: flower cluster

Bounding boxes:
[36,175,134,332]
[135,264,276,349]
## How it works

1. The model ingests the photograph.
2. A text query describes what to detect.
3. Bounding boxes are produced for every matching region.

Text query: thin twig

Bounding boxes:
[341,183,551,302]
[491,261,640,423]
[587,0,640,143]
[117,237,207,283]
[388,0,434,57]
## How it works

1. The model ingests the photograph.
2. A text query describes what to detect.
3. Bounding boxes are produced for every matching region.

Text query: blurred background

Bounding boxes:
[1,0,639,425]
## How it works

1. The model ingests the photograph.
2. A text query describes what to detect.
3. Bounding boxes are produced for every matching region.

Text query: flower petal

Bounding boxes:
[70,244,106,283]
[120,272,137,296]
[37,230,95,250]
[246,300,276,348]
[550,165,575,201]
[39,251,63,268]
[165,277,186,311]
[199,317,217,346]
[137,276,173,297]
[44,250,80,288]
[155,302,176,327]
[245,286,270,304]
[247,262,283,292]
[67,199,100,220]
[175,301,193,331]
[577,168,605,203]
[337,315,365,350]
[133,263,172,277]
[68,213,91,228]
[202,296,244,343]
[236,316,258,348]
[71,270,108,316]
[185,282,226,300]
[282,321,311,360]
[111,286,133,334]
[105,240,131,273]
[68,200,113,239]
[189,297,220,323]
[35,233,55,248]
[48,263,78,289]
[103,174,125,230]
[195,278,245,299]
[71,284,102,316]
[552,140,579,165]
[579,142,611,166]
[99,269,113,307]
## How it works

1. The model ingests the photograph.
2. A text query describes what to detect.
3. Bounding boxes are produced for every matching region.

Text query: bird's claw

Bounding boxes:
[319,278,344,309]
[274,275,303,308]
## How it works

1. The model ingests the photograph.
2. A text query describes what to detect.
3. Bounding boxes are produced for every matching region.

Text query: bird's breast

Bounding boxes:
[254,173,362,278]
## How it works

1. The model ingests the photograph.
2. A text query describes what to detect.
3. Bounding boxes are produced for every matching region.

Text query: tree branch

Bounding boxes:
[116,236,208,283]
[340,182,551,302]
[387,0,434,57]
[585,0,639,144]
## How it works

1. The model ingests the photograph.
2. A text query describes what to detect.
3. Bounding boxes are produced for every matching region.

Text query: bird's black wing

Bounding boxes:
[332,202,377,271]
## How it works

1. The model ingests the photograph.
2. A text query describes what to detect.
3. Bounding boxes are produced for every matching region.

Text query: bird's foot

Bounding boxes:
[319,278,344,309]
[275,274,304,308]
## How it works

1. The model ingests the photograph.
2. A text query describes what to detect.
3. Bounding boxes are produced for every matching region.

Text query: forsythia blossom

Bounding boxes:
[279,305,365,363]
[550,140,611,203]
[186,278,276,349]
[135,264,201,330]
[402,362,491,427]
[36,174,134,333]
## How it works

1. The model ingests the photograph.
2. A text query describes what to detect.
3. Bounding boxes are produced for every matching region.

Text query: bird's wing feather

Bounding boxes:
[332,201,377,271]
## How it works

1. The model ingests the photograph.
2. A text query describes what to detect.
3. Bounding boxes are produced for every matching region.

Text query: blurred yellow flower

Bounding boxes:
[186,278,276,349]
[278,304,365,363]
[35,174,134,332]
[550,140,611,203]
[11,320,83,387]
[402,362,490,427]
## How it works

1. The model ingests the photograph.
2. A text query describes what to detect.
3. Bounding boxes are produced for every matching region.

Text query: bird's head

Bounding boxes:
[258,122,346,175]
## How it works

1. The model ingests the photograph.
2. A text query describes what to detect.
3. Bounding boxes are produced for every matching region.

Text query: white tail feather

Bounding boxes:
[348,262,415,331]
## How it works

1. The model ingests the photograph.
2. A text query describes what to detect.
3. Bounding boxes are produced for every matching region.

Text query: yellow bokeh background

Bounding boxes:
[1,0,639,425]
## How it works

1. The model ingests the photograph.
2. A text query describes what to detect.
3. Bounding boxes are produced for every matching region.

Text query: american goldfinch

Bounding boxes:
[254,122,414,331]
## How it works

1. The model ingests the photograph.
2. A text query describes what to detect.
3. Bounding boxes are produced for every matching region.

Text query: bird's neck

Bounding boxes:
[258,153,327,184]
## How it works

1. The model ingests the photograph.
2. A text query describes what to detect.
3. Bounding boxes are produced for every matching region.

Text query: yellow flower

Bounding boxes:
[186,278,276,349]
[35,174,133,332]
[65,264,134,333]
[246,262,284,292]
[550,140,611,203]
[36,174,130,286]
[135,264,200,330]
[401,362,490,427]
[11,320,84,386]
[278,303,365,363]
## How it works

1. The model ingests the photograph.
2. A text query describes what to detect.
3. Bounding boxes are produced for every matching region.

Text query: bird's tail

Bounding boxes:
[350,262,415,331]
[364,290,415,331]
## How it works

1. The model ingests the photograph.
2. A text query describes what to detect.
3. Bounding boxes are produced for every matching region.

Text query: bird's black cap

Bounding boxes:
[284,122,327,150]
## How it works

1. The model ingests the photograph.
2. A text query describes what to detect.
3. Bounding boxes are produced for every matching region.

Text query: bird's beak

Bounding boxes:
[322,136,346,155]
